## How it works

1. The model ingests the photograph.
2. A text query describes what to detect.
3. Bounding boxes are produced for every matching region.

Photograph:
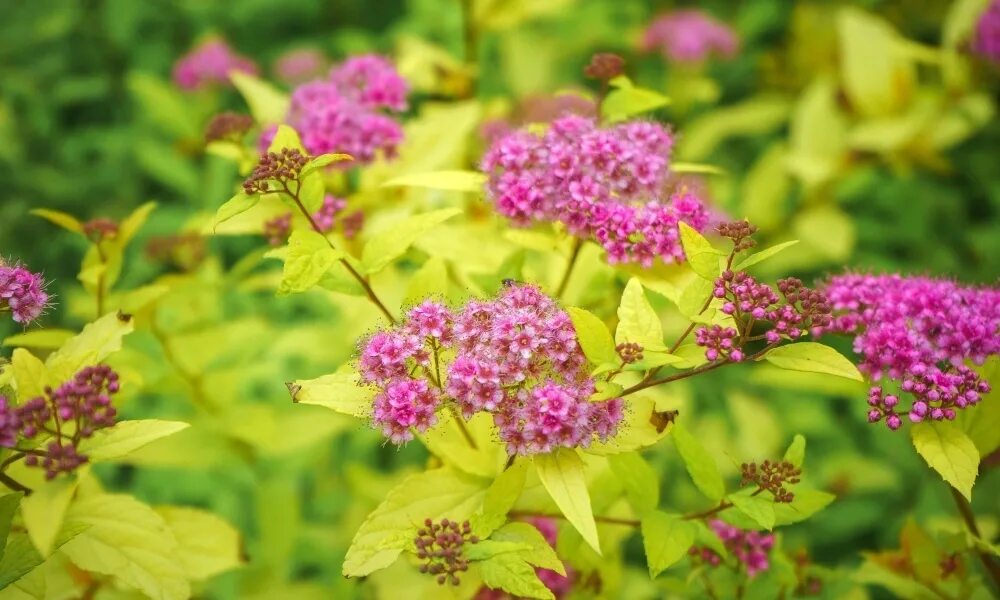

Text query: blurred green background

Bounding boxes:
[1,0,998,598]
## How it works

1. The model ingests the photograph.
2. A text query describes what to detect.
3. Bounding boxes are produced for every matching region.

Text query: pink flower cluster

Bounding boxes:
[0,261,49,324]
[974,0,1000,62]
[480,93,598,144]
[172,39,258,91]
[273,48,327,85]
[695,273,833,362]
[262,194,363,246]
[642,10,739,63]
[0,365,119,479]
[820,274,999,430]
[692,520,775,577]
[271,54,409,165]
[482,115,711,266]
[358,284,624,454]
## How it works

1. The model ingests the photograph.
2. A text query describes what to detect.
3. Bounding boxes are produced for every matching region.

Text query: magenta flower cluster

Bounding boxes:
[273,48,327,85]
[820,274,999,430]
[695,272,833,362]
[973,0,1000,62]
[172,39,258,91]
[262,194,362,246]
[0,365,120,479]
[267,54,409,165]
[482,115,711,266]
[696,520,775,577]
[642,10,739,63]
[358,284,624,454]
[0,261,49,325]
[479,93,597,144]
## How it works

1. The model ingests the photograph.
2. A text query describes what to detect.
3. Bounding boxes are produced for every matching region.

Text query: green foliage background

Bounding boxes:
[0,0,998,598]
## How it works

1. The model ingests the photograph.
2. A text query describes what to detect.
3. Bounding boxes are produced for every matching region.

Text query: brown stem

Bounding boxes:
[0,471,31,494]
[682,501,733,521]
[286,187,397,324]
[510,500,736,528]
[948,486,1000,592]
[554,238,584,300]
[95,242,107,318]
[449,406,478,450]
[620,342,778,398]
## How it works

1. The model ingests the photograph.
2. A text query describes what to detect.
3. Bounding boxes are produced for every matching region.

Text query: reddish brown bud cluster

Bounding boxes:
[741,460,801,503]
[616,342,644,364]
[777,278,833,329]
[205,112,254,143]
[242,148,309,195]
[717,220,758,253]
[82,218,119,243]
[584,53,626,81]
[414,518,478,585]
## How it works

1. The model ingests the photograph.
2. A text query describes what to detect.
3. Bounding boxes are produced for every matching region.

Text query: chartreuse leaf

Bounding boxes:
[382,170,486,192]
[0,526,87,589]
[671,162,726,176]
[478,552,554,600]
[119,201,157,246]
[214,192,259,230]
[728,489,776,531]
[615,278,665,351]
[474,460,529,537]
[11,348,48,401]
[230,71,290,124]
[343,468,488,577]
[783,434,806,468]
[534,449,600,555]
[678,222,722,280]
[676,275,714,320]
[267,124,306,154]
[45,312,135,383]
[671,422,725,503]
[301,153,353,177]
[487,522,564,574]
[763,342,863,381]
[773,489,835,525]
[566,307,617,366]
[640,511,697,577]
[276,229,344,296]
[608,453,659,515]
[361,208,461,274]
[911,421,979,501]
[732,241,800,271]
[21,478,78,556]
[956,357,1000,456]
[602,76,670,123]
[77,420,190,462]
[0,493,23,562]
[290,366,373,419]
[465,540,534,561]
[3,329,76,350]
[404,257,449,305]
[62,493,189,600]
[587,397,673,455]
[29,209,83,234]
[156,506,242,581]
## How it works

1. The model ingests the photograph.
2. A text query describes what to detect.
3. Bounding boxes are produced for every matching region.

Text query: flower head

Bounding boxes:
[973,0,1000,62]
[642,10,739,63]
[482,116,711,266]
[274,48,327,84]
[708,520,775,577]
[819,273,1000,430]
[172,39,258,91]
[205,112,254,143]
[0,261,50,325]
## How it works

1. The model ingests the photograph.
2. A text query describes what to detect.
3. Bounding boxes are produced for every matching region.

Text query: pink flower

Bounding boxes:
[172,39,258,91]
[642,10,739,63]
[482,116,711,267]
[0,261,50,324]
[274,48,327,84]
[973,0,1000,62]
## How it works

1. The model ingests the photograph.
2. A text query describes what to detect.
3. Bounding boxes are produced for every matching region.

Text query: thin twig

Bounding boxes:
[0,471,31,494]
[554,237,584,300]
[448,407,478,450]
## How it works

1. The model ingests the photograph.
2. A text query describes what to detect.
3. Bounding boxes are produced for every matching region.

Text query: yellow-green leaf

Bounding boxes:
[77,420,190,462]
[671,162,726,176]
[733,241,800,271]
[640,511,696,577]
[3,330,76,350]
[361,208,461,274]
[404,257,449,305]
[11,348,49,401]
[475,460,529,537]
[214,192,259,231]
[728,491,776,530]
[911,421,979,501]
[276,229,343,296]
[382,170,486,192]
[615,278,664,352]
[566,307,617,366]
[763,342,863,381]
[602,76,670,123]
[290,366,372,419]
[230,71,290,124]
[267,124,306,154]
[45,312,135,383]
[157,506,242,581]
[678,222,722,280]
[533,449,600,555]
[671,422,725,503]
[487,521,564,574]
[29,209,83,234]
[21,478,78,557]
[608,453,659,515]
[478,552,554,600]
[783,434,806,468]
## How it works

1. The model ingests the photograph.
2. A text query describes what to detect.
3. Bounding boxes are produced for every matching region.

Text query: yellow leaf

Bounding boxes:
[534,449,600,555]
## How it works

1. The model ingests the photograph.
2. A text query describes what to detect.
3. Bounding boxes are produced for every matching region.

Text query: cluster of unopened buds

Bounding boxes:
[242,148,309,195]
[414,518,478,585]
[819,273,999,430]
[616,342,643,365]
[82,218,119,243]
[262,195,363,246]
[583,52,625,81]
[689,520,775,578]
[0,260,50,325]
[205,112,254,143]
[741,459,801,503]
[0,365,120,479]
[358,283,623,454]
[482,114,711,266]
